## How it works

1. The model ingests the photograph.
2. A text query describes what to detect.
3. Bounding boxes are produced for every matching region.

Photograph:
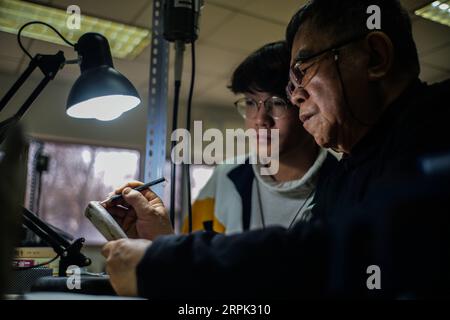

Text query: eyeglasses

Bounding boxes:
[286,33,369,100]
[234,96,292,120]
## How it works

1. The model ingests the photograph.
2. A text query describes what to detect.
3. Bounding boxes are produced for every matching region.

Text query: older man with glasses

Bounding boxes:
[285,0,449,222]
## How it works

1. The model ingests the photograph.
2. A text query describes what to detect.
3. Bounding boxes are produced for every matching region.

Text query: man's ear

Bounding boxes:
[364,32,394,81]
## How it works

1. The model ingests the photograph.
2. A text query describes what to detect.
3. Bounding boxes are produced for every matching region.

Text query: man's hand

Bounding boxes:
[102,181,173,240]
[102,239,151,297]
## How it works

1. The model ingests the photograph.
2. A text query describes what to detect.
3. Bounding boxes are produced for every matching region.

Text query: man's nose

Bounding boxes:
[255,102,273,127]
[289,86,309,108]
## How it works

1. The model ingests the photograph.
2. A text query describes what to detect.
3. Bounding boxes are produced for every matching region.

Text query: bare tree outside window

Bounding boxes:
[25,140,140,244]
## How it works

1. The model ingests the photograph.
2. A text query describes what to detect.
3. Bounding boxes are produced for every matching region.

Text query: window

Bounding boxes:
[25,139,140,244]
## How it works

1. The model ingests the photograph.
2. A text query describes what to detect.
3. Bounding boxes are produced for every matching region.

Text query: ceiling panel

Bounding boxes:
[182,43,246,78]
[134,1,153,28]
[113,58,151,90]
[26,0,52,5]
[133,46,151,63]
[201,12,286,53]
[421,44,450,71]
[400,0,432,11]
[419,62,450,83]
[48,0,149,24]
[412,17,450,54]
[27,37,78,61]
[196,4,237,40]
[140,40,247,83]
[0,32,33,60]
[176,71,223,99]
[0,54,22,75]
[207,0,258,12]
[198,44,246,77]
[193,78,237,107]
[240,0,307,25]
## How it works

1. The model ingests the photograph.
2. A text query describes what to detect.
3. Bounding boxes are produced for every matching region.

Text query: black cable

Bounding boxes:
[287,188,315,229]
[169,80,182,228]
[13,254,60,271]
[17,21,75,59]
[185,1,197,234]
[185,44,195,233]
[168,1,199,231]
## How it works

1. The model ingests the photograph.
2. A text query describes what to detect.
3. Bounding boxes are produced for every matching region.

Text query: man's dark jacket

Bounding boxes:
[136,79,450,299]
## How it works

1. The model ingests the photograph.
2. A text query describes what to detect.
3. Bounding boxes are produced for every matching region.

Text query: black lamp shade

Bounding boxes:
[66,33,141,121]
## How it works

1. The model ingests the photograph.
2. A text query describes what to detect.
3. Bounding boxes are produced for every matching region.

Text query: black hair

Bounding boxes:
[229,41,290,98]
[286,0,420,74]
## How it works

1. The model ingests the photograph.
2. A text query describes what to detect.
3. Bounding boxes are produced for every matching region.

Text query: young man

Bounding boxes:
[184,41,336,234]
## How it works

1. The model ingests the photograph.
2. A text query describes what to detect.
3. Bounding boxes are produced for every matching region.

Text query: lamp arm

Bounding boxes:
[0,51,66,145]
[14,52,66,121]
[22,206,91,276]
[22,207,70,254]
[0,59,37,114]
[0,51,65,116]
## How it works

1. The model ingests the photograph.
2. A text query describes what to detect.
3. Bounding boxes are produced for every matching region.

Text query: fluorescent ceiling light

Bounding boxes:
[415,1,450,28]
[0,0,150,59]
